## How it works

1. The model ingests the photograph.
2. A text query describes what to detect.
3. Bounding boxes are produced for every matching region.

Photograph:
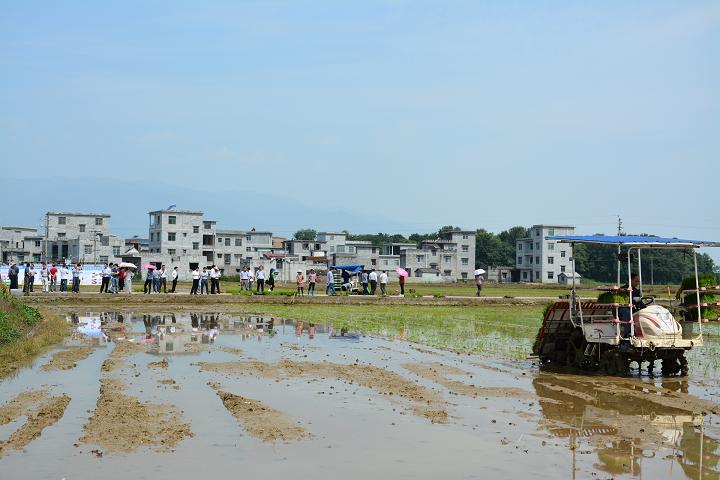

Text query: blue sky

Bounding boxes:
[1,1,718,258]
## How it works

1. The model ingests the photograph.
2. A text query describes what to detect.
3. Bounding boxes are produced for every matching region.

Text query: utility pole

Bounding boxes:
[616,215,623,286]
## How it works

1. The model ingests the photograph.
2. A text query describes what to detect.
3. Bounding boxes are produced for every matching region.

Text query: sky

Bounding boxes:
[1,1,719,258]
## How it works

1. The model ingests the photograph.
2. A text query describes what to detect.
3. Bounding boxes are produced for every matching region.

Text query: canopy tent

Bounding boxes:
[331,264,363,273]
[546,235,720,248]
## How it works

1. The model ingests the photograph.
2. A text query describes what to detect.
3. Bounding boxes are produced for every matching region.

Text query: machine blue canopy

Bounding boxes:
[331,264,363,273]
[546,235,720,248]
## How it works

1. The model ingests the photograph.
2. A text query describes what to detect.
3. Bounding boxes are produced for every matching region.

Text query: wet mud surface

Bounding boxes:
[0,310,717,479]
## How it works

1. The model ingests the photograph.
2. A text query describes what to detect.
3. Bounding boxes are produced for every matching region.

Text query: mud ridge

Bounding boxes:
[40,347,94,371]
[0,394,71,457]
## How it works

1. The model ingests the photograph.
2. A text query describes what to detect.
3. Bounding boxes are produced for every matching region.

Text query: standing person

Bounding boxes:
[266,267,276,292]
[247,266,254,292]
[399,272,406,296]
[361,270,369,295]
[118,267,126,292]
[23,263,34,293]
[295,271,305,296]
[326,269,336,295]
[341,269,351,288]
[256,265,265,294]
[110,264,119,294]
[100,263,111,293]
[49,263,58,292]
[8,262,19,290]
[307,269,316,296]
[124,267,133,293]
[379,271,388,296]
[214,266,222,294]
[60,264,69,292]
[40,262,49,292]
[144,268,154,294]
[475,273,483,297]
[28,263,36,292]
[158,265,167,293]
[210,265,219,294]
[369,269,378,295]
[72,264,82,293]
[240,267,249,291]
[190,267,200,295]
[153,267,161,293]
[170,266,178,293]
[200,267,209,294]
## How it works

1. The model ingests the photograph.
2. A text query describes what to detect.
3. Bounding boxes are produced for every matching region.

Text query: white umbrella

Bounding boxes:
[118,262,137,269]
[473,269,486,276]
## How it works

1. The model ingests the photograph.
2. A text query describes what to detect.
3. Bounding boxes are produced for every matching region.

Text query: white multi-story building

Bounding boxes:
[516,224,575,283]
[44,212,124,264]
[0,227,43,264]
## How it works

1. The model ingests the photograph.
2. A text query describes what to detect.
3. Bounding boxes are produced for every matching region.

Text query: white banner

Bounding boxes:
[0,265,105,286]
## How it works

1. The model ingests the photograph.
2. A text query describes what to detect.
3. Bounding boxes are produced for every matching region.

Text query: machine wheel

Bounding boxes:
[662,356,681,376]
[565,329,587,369]
[600,351,627,376]
[679,354,689,377]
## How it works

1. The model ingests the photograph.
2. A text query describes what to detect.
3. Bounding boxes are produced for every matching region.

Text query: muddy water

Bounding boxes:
[0,311,717,480]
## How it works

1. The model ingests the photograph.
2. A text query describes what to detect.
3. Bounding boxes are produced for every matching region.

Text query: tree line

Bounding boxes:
[294,227,718,283]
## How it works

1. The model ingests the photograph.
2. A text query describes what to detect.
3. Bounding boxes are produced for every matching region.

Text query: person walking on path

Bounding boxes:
[326,269,336,295]
[49,264,58,292]
[170,267,178,293]
[158,266,167,293]
[190,267,200,294]
[399,273,406,296]
[256,265,266,294]
[100,263,111,293]
[110,264,119,294]
[475,273,483,297]
[369,269,378,295]
[200,267,209,294]
[71,264,82,293]
[307,269,317,296]
[379,271,388,296]
[124,267,133,293]
[296,271,305,296]
[144,268,154,294]
[40,263,49,292]
[267,267,276,291]
[361,270,369,295]
[210,265,220,294]
[60,264,69,292]
[8,262,19,290]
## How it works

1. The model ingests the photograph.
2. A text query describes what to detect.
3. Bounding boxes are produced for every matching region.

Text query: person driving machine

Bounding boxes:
[618,273,651,341]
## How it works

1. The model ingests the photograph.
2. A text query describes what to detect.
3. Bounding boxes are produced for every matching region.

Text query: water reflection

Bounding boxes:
[533,375,719,478]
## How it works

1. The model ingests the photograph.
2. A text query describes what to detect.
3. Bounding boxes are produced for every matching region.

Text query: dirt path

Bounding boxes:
[402,362,534,399]
[40,347,94,371]
[79,377,193,454]
[200,359,449,423]
[209,382,310,443]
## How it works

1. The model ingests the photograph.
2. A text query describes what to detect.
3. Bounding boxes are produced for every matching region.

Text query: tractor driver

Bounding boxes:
[619,273,644,340]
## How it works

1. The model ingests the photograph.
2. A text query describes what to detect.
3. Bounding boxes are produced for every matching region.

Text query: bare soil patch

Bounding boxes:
[0,390,49,425]
[200,359,449,423]
[101,339,141,372]
[40,347,94,371]
[79,377,193,454]
[148,358,169,369]
[0,393,70,457]
[209,383,310,443]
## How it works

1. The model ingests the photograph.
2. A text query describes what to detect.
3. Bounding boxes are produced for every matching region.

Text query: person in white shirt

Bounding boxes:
[256,265,266,293]
[60,265,69,292]
[101,264,111,293]
[158,266,167,293]
[247,267,254,292]
[190,268,200,295]
[379,271,389,296]
[40,263,49,292]
[200,267,209,294]
[210,265,221,294]
[170,267,179,293]
[368,269,378,295]
[326,269,336,295]
[240,267,249,291]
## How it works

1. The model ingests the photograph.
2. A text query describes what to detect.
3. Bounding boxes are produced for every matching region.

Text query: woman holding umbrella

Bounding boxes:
[395,267,409,296]
[474,269,485,297]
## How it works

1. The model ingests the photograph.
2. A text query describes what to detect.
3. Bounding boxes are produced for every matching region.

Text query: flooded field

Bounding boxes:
[0,309,718,479]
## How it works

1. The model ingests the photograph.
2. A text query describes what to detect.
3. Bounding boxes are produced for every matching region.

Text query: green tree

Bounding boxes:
[293,229,317,240]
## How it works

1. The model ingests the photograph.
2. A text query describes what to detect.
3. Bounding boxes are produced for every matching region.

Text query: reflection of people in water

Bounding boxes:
[295,321,304,337]
[308,323,316,339]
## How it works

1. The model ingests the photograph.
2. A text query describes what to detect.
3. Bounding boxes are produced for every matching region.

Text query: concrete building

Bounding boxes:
[0,227,42,264]
[44,212,124,264]
[516,224,575,283]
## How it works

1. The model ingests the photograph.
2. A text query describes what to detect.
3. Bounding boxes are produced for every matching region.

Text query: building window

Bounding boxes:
[461,272,468,279]
[235,239,242,247]
[431,250,437,256]
[560,251,566,258]
[560,265,566,272]
[328,235,334,240]
[79,224,86,233]
[462,245,469,252]
[168,249,176,255]
[443,255,451,263]
[416,255,423,262]
[204,222,212,229]
[462,234,469,240]
[535,256,540,264]
[168,216,176,225]
[548,271,554,280]
[535,242,540,250]
[529,257,533,264]
[223,238,229,246]
[84,245,92,254]
[224,254,231,264]
[168,232,176,241]
[535,272,540,280]
[58,232,66,238]
[548,228,555,236]
[235,254,242,262]
[192,242,199,250]
[523,272,528,279]
[314,243,321,250]
[246,235,252,242]
[246,247,251,252]
[58,216,66,225]
[535,229,540,236]
[193,226,199,234]
[548,256,554,264]
[95,217,103,226]
[112,246,120,256]
[217,237,223,243]
[99,256,108,263]
[548,243,555,250]
[34,240,41,247]
[518,243,522,250]
[517,256,522,264]
[461,258,469,266]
